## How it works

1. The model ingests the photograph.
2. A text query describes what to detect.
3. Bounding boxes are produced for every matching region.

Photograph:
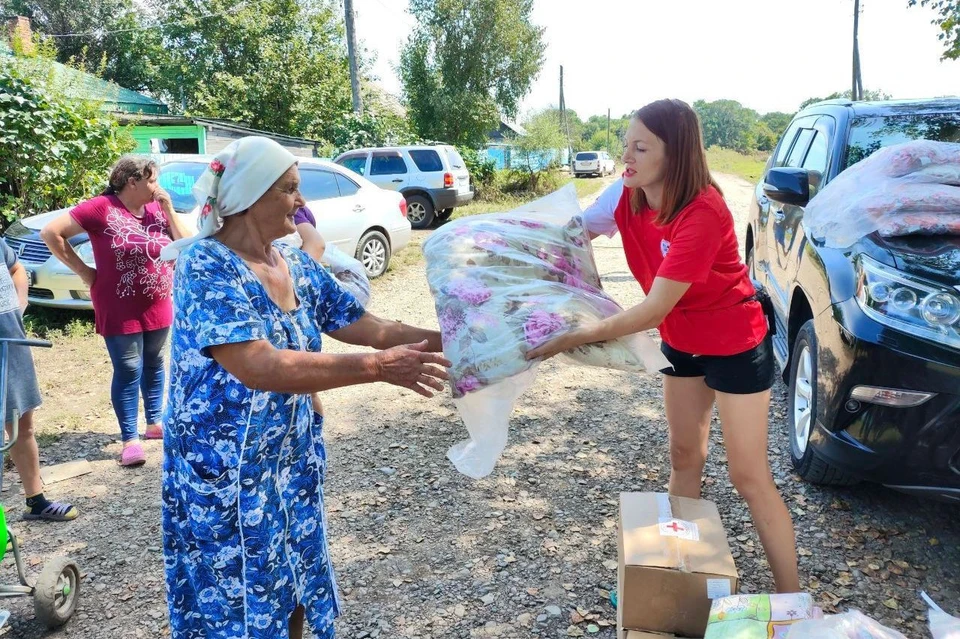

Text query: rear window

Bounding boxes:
[370,153,408,175]
[845,112,960,168]
[576,152,598,161]
[337,154,367,176]
[445,147,465,169]
[158,161,208,212]
[408,150,444,172]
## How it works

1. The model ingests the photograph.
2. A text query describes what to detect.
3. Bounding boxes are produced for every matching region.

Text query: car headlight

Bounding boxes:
[75,241,95,266]
[856,254,960,348]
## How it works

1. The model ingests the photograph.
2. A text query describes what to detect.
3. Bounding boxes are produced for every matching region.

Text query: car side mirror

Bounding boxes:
[763,167,810,206]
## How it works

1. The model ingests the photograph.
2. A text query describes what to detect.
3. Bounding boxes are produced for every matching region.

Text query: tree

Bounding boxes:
[798,89,892,111]
[1,0,165,92]
[400,0,546,148]
[0,60,134,226]
[760,111,794,138]
[909,0,960,60]
[151,0,357,142]
[694,99,759,152]
[513,108,565,189]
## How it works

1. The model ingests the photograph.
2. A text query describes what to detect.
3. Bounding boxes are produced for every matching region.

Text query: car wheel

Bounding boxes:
[437,208,454,221]
[746,242,756,279]
[406,195,435,230]
[787,320,859,486]
[355,230,391,278]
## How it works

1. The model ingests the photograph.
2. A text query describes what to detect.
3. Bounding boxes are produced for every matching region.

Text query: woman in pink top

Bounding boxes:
[42,156,192,466]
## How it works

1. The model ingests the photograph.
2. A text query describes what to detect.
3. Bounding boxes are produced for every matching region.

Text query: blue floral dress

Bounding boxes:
[161,239,364,639]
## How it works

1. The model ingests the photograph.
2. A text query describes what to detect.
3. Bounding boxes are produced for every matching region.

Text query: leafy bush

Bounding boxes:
[0,61,133,228]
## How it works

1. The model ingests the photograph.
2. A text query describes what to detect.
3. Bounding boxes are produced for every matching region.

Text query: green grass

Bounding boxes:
[706,146,769,183]
[22,307,95,340]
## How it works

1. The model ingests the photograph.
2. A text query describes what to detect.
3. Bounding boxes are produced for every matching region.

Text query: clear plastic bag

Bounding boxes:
[423,184,669,478]
[321,244,371,308]
[923,591,960,639]
[785,610,907,639]
[804,140,960,248]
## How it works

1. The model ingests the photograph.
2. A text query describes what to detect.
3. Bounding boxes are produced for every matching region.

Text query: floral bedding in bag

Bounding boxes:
[804,140,960,248]
[705,594,817,639]
[423,184,669,478]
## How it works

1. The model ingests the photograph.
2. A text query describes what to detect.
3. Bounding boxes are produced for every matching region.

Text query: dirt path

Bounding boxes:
[3,174,957,638]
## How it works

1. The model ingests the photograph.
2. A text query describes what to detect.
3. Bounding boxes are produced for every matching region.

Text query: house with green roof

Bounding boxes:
[2,16,322,157]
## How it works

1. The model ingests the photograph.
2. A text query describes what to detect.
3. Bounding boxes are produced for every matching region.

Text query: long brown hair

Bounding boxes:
[628,99,722,225]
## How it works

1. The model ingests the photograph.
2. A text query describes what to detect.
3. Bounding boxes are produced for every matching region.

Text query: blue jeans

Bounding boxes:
[103,328,169,442]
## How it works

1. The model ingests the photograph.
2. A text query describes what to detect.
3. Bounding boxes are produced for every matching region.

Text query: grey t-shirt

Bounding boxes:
[1,237,41,422]
[0,238,25,328]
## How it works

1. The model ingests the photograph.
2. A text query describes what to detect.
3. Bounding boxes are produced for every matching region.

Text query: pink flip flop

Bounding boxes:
[121,442,146,467]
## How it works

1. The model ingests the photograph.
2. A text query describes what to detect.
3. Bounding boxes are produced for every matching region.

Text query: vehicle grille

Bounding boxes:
[28,287,54,300]
[5,236,52,264]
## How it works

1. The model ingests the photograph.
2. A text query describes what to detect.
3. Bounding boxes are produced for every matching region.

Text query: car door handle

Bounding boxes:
[774,210,785,222]
[391,179,403,183]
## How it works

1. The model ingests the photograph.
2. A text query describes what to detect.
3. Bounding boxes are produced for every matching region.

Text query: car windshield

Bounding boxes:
[445,147,465,169]
[845,112,960,168]
[158,161,209,212]
[576,152,598,161]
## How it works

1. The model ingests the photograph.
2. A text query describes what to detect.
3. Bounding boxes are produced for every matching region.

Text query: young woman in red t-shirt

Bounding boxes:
[42,157,192,467]
[528,99,799,592]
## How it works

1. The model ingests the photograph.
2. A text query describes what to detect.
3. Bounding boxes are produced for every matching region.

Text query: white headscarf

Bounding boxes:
[161,136,298,260]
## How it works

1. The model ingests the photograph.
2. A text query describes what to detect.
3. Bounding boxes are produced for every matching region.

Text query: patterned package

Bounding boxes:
[423,184,668,478]
[804,140,960,248]
[705,593,816,639]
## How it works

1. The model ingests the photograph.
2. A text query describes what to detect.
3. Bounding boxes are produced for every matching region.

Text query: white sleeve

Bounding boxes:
[581,178,624,238]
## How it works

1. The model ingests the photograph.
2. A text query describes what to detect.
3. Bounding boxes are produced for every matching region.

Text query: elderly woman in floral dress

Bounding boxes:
[159,136,450,639]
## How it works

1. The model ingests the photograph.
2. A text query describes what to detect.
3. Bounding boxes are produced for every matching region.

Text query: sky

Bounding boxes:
[353,0,960,120]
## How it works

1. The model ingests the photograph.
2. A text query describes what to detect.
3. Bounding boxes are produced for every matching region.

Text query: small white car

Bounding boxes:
[3,157,412,310]
[573,151,616,178]
[334,144,474,230]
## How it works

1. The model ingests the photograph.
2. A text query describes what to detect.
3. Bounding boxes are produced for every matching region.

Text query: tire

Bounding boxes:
[437,208,454,221]
[355,230,391,278]
[34,556,80,628]
[787,321,858,486]
[746,241,756,280]
[406,195,435,230]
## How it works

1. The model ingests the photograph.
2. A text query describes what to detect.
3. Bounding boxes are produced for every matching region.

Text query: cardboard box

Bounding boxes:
[623,632,679,638]
[618,493,738,637]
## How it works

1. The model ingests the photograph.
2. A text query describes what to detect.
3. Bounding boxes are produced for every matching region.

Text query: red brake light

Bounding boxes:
[399,198,407,218]
[443,172,454,188]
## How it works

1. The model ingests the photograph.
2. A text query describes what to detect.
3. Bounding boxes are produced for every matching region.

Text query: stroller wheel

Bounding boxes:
[33,556,80,628]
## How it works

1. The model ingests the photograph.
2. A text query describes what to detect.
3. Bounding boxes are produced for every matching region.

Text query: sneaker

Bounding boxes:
[144,424,163,440]
[121,442,146,467]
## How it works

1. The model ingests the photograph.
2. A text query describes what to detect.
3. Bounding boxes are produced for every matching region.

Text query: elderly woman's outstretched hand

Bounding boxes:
[375,340,452,397]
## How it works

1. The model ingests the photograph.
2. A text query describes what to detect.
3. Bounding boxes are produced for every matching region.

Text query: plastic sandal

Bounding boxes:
[23,501,79,522]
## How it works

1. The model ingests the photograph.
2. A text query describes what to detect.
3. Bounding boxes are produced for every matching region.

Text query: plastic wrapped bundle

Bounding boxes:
[423,184,669,478]
[785,610,907,638]
[705,593,816,638]
[321,244,371,308]
[804,140,960,248]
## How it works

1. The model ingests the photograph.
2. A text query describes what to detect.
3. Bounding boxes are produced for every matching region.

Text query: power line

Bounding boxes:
[45,0,272,38]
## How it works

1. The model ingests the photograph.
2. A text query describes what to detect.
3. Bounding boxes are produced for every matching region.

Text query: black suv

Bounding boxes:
[746,98,960,501]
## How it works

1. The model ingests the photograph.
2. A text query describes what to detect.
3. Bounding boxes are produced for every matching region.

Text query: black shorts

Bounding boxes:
[660,337,776,395]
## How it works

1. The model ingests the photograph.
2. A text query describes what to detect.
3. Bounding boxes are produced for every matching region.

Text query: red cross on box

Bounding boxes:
[665,521,685,533]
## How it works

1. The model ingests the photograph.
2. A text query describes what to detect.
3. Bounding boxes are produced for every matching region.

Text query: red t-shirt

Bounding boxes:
[70,195,174,337]
[613,185,767,356]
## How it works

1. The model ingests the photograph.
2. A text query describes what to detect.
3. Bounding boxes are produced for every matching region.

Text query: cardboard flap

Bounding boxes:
[620,493,737,577]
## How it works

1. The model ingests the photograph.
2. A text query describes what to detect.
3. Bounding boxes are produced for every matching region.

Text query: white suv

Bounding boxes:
[334,144,474,229]
[573,151,616,178]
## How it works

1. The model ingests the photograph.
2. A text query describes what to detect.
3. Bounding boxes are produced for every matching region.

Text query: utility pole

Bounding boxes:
[606,108,611,152]
[345,0,363,114]
[852,0,863,101]
[559,65,573,165]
